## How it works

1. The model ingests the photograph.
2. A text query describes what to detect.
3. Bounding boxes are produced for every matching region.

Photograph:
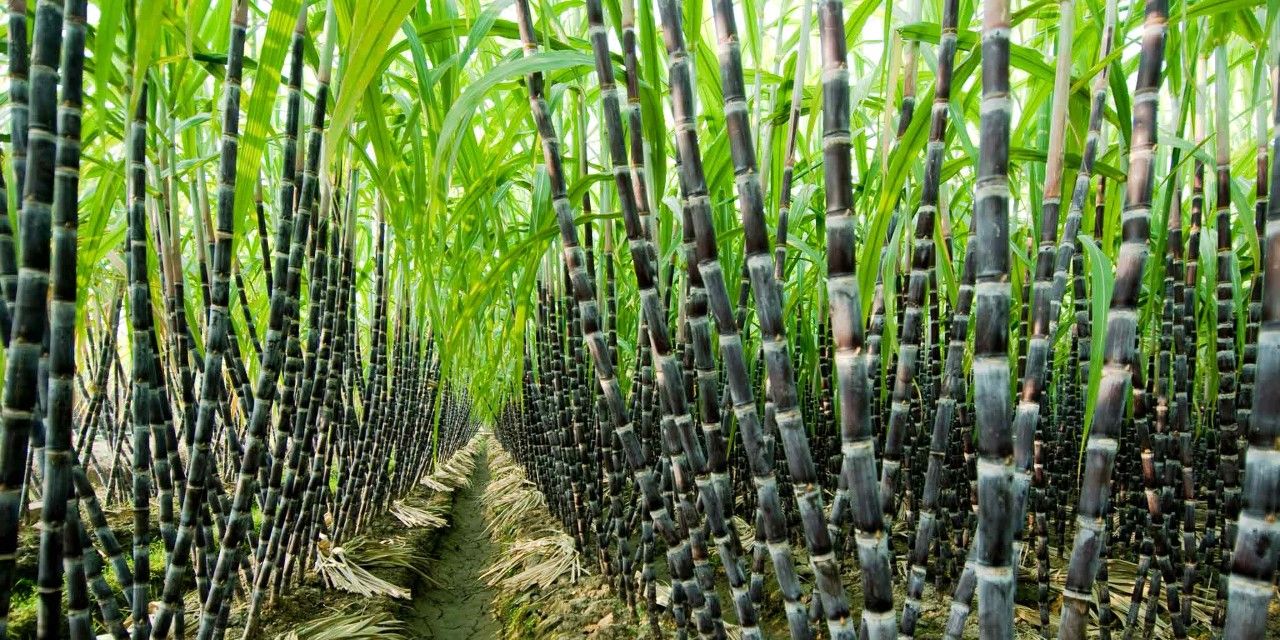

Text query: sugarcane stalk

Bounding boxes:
[0,0,63,634]
[241,5,336,638]
[969,0,1017,636]
[151,3,248,635]
[1210,44,1241,627]
[898,4,963,634]
[1010,2,1076,637]
[125,82,155,640]
[5,2,29,304]
[1058,2,1167,637]
[37,0,87,635]
[510,8,690,635]
[696,0,861,636]
[1222,49,1280,640]
[772,0,811,283]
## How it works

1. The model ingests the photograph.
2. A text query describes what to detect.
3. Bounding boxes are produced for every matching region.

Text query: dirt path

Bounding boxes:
[404,448,501,639]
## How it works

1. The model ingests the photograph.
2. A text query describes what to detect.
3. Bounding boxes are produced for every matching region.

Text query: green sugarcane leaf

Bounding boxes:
[93,0,124,113]
[1176,0,1265,20]
[857,50,974,318]
[1079,234,1113,441]
[326,0,419,164]
[231,0,302,249]
[176,113,212,135]
[130,0,165,113]
[431,50,595,199]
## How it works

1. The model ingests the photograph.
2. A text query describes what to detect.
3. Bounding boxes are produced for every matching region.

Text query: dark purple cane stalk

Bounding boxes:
[1222,50,1280,640]
[1058,2,1167,637]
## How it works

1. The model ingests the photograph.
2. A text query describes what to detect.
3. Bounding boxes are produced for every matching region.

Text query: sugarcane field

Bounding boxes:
[2,0,1280,638]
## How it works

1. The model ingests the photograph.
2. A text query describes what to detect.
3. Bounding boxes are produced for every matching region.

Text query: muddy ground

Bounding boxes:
[402,451,502,638]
